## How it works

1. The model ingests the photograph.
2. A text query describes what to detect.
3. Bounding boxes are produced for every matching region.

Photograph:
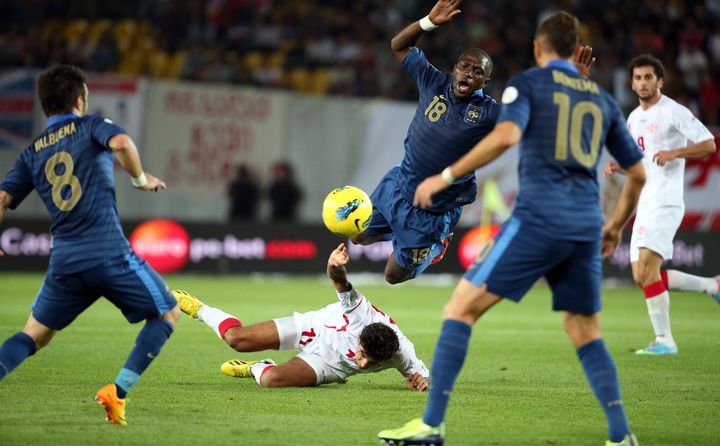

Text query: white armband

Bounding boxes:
[419,15,438,31]
[441,167,455,184]
[131,172,148,187]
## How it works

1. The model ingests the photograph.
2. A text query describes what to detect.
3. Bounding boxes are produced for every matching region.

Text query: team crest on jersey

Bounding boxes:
[464,105,484,124]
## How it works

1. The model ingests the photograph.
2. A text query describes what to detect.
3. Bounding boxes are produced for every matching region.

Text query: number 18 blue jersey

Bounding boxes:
[1,113,130,273]
[498,61,643,241]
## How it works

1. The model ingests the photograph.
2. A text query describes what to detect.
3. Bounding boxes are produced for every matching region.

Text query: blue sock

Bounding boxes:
[0,332,37,380]
[577,339,630,442]
[422,319,472,427]
[115,318,173,398]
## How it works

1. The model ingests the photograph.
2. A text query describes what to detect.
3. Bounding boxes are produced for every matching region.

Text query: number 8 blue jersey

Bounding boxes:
[1,113,131,273]
[498,61,643,240]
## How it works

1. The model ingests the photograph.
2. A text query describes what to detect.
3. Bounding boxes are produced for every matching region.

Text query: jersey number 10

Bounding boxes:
[552,92,603,168]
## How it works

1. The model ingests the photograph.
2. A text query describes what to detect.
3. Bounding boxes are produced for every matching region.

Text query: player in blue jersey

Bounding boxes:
[0,65,180,426]
[378,11,646,446]
[350,0,499,284]
[351,0,592,285]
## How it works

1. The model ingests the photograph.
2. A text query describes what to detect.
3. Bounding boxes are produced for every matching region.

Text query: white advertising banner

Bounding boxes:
[86,74,146,142]
[117,80,286,221]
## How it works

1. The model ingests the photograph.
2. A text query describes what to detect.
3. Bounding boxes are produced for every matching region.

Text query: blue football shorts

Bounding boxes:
[464,217,602,315]
[32,252,177,330]
[364,166,461,272]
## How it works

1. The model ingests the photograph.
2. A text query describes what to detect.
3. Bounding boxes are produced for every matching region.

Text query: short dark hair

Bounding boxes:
[38,65,87,117]
[536,11,579,59]
[628,54,665,80]
[359,323,399,362]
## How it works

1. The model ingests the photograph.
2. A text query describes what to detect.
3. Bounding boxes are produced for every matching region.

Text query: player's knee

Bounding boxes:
[224,328,251,352]
[350,234,367,245]
[163,306,181,325]
[385,270,410,285]
[258,367,284,387]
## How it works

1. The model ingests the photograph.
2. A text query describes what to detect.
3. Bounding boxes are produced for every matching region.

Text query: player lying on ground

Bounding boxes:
[603,54,718,356]
[174,243,429,389]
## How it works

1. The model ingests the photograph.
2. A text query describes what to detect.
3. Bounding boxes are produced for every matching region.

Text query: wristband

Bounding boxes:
[131,172,148,187]
[441,167,455,184]
[419,15,438,31]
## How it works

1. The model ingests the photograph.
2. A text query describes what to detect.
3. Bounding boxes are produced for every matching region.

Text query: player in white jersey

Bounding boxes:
[605,54,718,355]
[173,243,429,389]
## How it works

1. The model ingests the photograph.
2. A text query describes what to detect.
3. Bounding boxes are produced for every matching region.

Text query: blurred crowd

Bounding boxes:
[0,0,718,122]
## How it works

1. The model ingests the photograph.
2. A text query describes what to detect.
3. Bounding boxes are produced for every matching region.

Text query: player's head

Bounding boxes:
[534,11,579,64]
[629,54,664,102]
[38,65,88,118]
[355,322,399,368]
[452,48,492,98]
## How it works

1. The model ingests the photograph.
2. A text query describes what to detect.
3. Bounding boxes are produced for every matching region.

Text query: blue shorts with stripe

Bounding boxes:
[464,217,602,315]
[365,166,462,272]
[32,252,176,330]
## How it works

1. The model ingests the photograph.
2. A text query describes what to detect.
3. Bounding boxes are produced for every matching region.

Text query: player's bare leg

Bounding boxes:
[350,232,387,246]
[0,313,55,381]
[22,313,57,350]
[222,321,280,352]
[384,255,414,284]
[632,248,677,354]
[257,357,317,387]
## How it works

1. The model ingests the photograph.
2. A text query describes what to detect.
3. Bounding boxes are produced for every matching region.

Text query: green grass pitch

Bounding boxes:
[1,273,718,445]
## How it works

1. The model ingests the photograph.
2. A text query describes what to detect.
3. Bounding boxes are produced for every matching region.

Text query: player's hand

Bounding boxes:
[653,150,677,167]
[573,45,596,79]
[601,223,621,258]
[328,242,349,268]
[603,161,620,176]
[0,248,4,256]
[428,0,462,26]
[135,173,167,192]
[414,174,449,208]
[406,373,429,391]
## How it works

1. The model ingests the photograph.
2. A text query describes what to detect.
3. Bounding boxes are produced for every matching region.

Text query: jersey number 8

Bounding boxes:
[552,92,602,168]
[45,151,83,212]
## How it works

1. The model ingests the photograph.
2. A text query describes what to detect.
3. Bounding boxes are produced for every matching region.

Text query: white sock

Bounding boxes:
[250,360,276,385]
[197,305,239,339]
[665,269,719,295]
[645,291,674,345]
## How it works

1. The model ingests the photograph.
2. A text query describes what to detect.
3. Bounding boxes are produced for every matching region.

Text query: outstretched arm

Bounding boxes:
[108,134,166,192]
[414,121,521,208]
[390,0,462,61]
[393,337,430,391]
[327,242,352,293]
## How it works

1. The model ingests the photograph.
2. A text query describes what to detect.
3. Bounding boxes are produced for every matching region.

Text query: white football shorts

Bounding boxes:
[630,206,684,262]
[273,314,347,385]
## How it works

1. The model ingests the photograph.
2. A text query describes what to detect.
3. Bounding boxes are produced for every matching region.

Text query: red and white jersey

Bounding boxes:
[626,95,713,210]
[293,287,428,379]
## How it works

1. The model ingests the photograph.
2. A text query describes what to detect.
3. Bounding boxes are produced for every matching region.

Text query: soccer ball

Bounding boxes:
[322,186,373,237]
